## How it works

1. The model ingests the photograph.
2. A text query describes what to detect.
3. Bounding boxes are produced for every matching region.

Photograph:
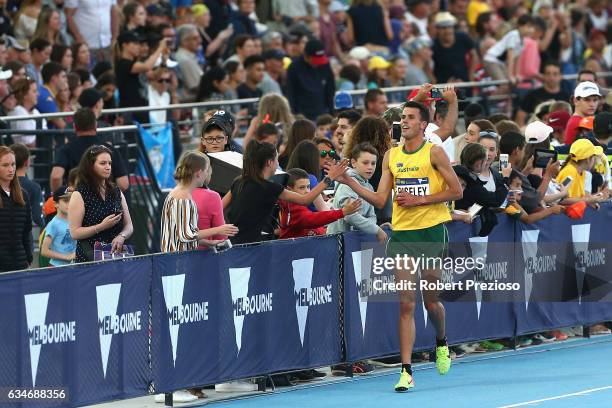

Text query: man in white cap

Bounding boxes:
[565,81,601,145]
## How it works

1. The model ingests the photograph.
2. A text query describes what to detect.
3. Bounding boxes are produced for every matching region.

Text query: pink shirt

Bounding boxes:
[517,37,541,90]
[192,188,226,246]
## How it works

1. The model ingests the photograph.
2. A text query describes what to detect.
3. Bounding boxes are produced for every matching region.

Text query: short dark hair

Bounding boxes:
[460,143,486,171]
[337,109,362,126]
[74,108,97,132]
[339,64,361,85]
[542,60,561,73]
[41,61,65,84]
[365,88,385,108]
[350,142,378,161]
[488,113,510,124]
[286,168,310,187]
[243,54,265,69]
[578,69,597,81]
[255,123,279,139]
[499,131,526,155]
[9,143,30,169]
[508,170,522,186]
[314,137,334,150]
[517,14,534,26]
[316,114,333,127]
[74,68,91,85]
[402,101,429,123]
[30,38,51,52]
[234,34,253,50]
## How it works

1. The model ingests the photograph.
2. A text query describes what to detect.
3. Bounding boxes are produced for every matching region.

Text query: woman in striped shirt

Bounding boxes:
[160,151,238,253]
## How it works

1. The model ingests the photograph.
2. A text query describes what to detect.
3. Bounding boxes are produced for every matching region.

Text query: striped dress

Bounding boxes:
[160,196,199,253]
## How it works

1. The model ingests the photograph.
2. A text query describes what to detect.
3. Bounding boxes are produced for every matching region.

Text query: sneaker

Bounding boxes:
[518,336,533,347]
[154,390,198,403]
[532,333,555,343]
[394,369,415,392]
[366,356,402,367]
[570,326,584,336]
[477,340,504,351]
[214,381,258,393]
[435,344,451,375]
[353,361,374,375]
[450,346,466,358]
[291,370,316,383]
[331,364,350,376]
[310,369,327,378]
[550,330,568,341]
[589,324,612,335]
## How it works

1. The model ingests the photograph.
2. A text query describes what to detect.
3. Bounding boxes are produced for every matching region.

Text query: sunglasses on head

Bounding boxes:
[320,149,336,158]
[89,144,112,156]
[479,131,498,139]
[157,78,171,84]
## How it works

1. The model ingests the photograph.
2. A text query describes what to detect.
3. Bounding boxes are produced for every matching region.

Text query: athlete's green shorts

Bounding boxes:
[386,223,448,262]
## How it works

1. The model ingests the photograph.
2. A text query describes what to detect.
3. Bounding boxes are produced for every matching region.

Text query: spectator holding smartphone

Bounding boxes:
[68,145,133,263]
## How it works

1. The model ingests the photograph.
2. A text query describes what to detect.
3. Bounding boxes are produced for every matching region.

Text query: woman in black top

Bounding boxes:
[0,146,32,272]
[68,145,134,263]
[114,30,168,124]
[347,0,393,49]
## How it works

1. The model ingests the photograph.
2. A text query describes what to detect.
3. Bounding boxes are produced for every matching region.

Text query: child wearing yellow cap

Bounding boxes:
[556,139,608,204]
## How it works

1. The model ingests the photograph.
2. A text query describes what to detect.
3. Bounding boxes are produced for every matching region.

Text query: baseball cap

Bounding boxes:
[578,116,594,130]
[569,138,603,161]
[434,11,457,27]
[53,186,73,202]
[329,0,348,13]
[574,81,601,98]
[368,56,391,71]
[3,35,26,52]
[78,88,105,108]
[405,36,431,54]
[547,110,570,131]
[348,46,371,60]
[334,91,353,110]
[117,30,142,45]
[204,110,235,136]
[0,68,12,81]
[593,112,612,137]
[305,39,329,66]
[525,121,553,143]
[262,49,286,60]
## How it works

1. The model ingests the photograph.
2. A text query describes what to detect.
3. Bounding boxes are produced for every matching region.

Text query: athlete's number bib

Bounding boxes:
[396,177,430,196]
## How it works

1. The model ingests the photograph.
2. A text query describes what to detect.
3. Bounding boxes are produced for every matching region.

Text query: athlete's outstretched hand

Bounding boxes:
[395,191,425,207]
[327,159,349,182]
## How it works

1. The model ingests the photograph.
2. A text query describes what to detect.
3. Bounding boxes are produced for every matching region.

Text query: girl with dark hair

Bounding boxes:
[278,119,316,169]
[286,140,330,211]
[196,66,230,101]
[68,145,134,263]
[122,2,147,33]
[223,140,348,244]
[50,44,73,71]
[0,146,32,272]
[72,43,91,71]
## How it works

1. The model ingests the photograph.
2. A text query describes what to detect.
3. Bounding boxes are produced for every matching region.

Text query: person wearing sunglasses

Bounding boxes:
[315,137,337,184]
[148,66,178,124]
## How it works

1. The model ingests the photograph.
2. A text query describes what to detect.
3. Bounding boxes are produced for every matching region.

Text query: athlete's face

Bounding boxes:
[401,107,427,140]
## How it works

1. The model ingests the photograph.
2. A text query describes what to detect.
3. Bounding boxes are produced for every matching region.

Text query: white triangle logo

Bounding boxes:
[229,268,250,354]
[469,236,488,319]
[25,292,49,387]
[96,283,122,378]
[161,274,185,366]
[571,224,590,304]
[521,230,539,310]
[351,249,372,337]
[292,258,314,346]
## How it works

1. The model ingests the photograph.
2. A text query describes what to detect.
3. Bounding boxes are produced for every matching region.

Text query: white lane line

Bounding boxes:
[497,385,612,407]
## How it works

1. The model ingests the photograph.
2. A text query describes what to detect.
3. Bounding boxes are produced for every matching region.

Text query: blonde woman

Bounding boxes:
[243,93,295,148]
[33,7,67,45]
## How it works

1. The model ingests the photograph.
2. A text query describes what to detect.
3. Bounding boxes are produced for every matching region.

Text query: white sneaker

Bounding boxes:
[533,333,555,343]
[154,390,198,403]
[215,381,258,393]
[570,326,584,336]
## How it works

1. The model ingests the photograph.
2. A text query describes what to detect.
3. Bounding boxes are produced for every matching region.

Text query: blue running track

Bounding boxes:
[201,336,612,408]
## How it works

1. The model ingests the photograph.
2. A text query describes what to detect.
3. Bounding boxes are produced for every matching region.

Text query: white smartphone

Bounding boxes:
[499,154,509,169]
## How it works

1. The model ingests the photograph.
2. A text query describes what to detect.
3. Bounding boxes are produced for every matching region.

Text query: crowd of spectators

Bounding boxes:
[0,0,611,399]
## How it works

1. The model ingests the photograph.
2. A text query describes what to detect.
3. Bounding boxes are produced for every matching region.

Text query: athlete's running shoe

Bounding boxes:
[394,369,415,392]
[436,344,451,375]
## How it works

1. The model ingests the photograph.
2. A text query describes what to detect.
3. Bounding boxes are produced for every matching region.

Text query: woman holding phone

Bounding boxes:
[68,145,133,263]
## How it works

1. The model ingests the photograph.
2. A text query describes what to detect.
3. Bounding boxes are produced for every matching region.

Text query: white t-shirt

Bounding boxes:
[484,30,523,64]
[405,12,429,40]
[8,106,47,145]
[425,123,456,162]
[148,86,170,124]
[64,0,116,49]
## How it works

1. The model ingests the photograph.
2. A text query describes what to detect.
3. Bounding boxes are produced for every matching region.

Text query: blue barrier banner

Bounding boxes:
[514,206,612,334]
[138,123,176,190]
[153,236,341,392]
[0,258,151,407]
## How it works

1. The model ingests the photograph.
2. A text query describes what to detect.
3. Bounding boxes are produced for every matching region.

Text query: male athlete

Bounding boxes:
[338,97,463,391]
